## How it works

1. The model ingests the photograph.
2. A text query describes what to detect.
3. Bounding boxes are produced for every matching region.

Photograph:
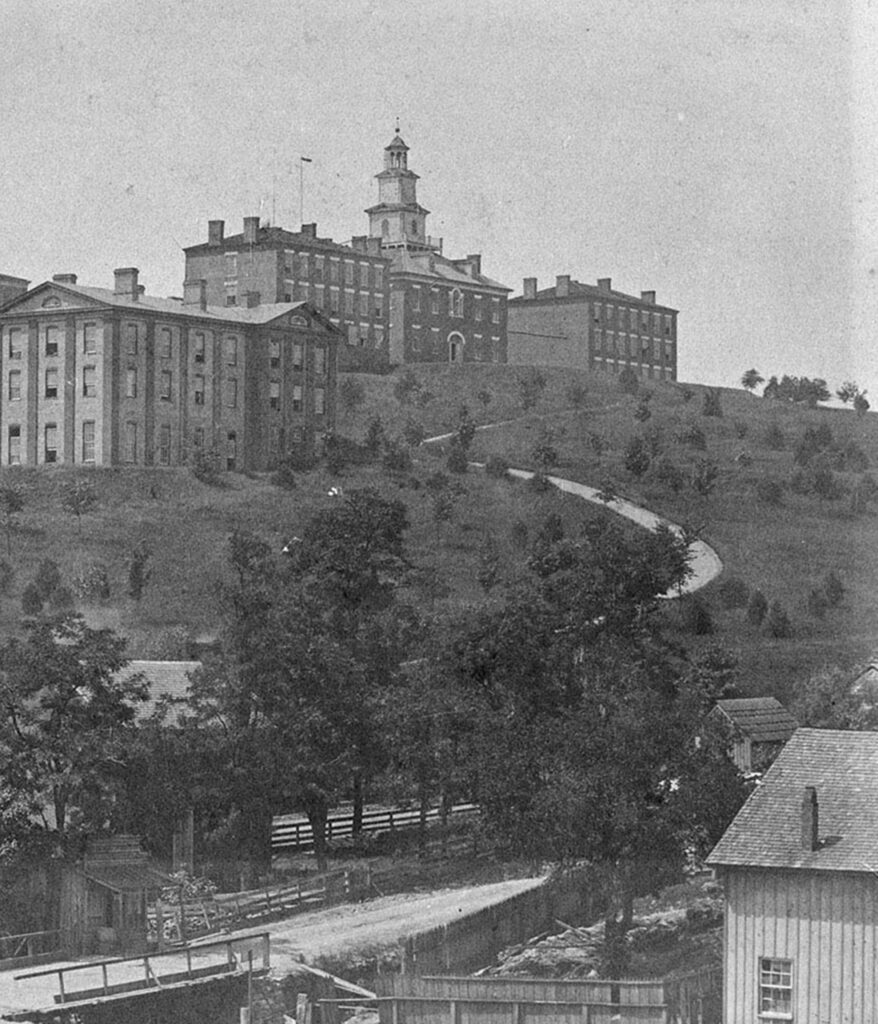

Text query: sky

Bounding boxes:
[1,0,875,395]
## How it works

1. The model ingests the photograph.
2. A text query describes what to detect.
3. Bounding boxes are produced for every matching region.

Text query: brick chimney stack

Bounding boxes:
[555,275,570,298]
[243,216,260,244]
[801,786,819,851]
[597,278,611,293]
[183,278,208,311]
[245,291,261,308]
[114,267,140,301]
[208,220,225,246]
[641,290,656,304]
[301,223,317,238]
[523,277,537,300]
[53,274,78,285]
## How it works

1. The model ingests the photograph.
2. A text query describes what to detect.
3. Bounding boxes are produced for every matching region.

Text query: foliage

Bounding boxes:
[61,479,98,533]
[454,405,477,452]
[271,460,296,490]
[634,400,652,422]
[73,562,111,602]
[651,456,685,493]
[763,421,786,450]
[565,383,588,408]
[445,443,469,474]
[717,577,750,609]
[793,423,834,466]
[0,559,14,595]
[34,560,62,601]
[690,458,720,497]
[733,419,748,439]
[393,368,423,406]
[339,376,366,414]
[531,424,562,473]
[811,456,843,501]
[618,365,640,395]
[792,665,878,730]
[21,582,42,617]
[0,482,24,556]
[682,596,714,635]
[824,571,844,607]
[518,370,547,410]
[675,422,707,450]
[837,381,861,405]
[476,388,493,409]
[382,440,413,474]
[702,388,723,418]
[765,601,793,638]
[740,368,764,392]
[854,392,871,417]
[191,447,224,486]
[764,374,831,407]
[755,477,784,505]
[624,436,651,478]
[806,587,828,619]
[363,415,387,455]
[746,589,768,626]
[401,418,427,448]
[48,586,75,611]
[476,535,501,593]
[127,543,152,601]
[485,454,510,478]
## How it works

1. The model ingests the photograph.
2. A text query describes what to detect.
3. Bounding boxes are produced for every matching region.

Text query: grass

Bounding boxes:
[341,364,878,700]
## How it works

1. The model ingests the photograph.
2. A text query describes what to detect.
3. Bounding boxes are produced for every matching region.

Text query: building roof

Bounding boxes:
[509,279,677,313]
[389,249,510,292]
[707,728,878,872]
[82,863,170,893]
[184,225,389,259]
[116,660,200,721]
[385,133,409,150]
[714,697,798,743]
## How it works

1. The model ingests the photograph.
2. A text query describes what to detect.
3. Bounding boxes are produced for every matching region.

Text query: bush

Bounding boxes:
[393,369,422,406]
[0,560,14,595]
[755,477,784,505]
[48,585,75,611]
[763,422,786,450]
[364,416,387,455]
[566,383,588,408]
[339,376,366,414]
[382,441,413,474]
[74,563,111,602]
[733,420,748,439]
[702,388,723,418]
[651,457,685,493]
[531,425,561,473]
[765,601,793,638]
[485,454,510,479]
[683,597,714,635]
[690,458,720,497]
[510,520,529,550]
[588,432,606,456]
[807,587,828,619]
[746,589,768,626]
[527,471,554,493]
[280,445,320,471]
[812,457,843,501]
[837,440,869,473]
[794,425,833,466]
[21,582,42,617]
[402,418,426,448]
[624,436,651,478]
[717,577,750,609]
[445,443,469,474]
[476,389,493,408]
[518,370,546,410]
[676,422,707,450]
[634,400,652,422]
[680,387,694,403]
[272,462,297,490]
[618,365,640,395]
[34,559,62,600]
[127,544,151,601]
[824,571,844,607]
[191,448,223,486]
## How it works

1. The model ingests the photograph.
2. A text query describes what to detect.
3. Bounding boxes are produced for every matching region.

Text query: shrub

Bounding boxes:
[477,539,501,593]
[510,520,529,550]
[0,560,14,595]
[527,471,554,493]
[624,436,651,478]
[127,544,151,601]
[755,477,784,505]
[364,416,387,455]
[280,445,320,471]
[74,563,111,602]
[794,425,833,466]
[812,457,843,501]
[272,461,297,490]
[191,448,223,486]
[476,389,493,408]
[763,421,786,450]
[824,571,844,607]
[400,419,425,448]
[690,458,720,497]
[789,469,811,495]
[566,383,588,408]
[485,454,510,479]
[445,443,469,474]
[393,369,422,406]
[807,587,828,619]
[680,387,694,403]
[382,441,413,474]
[838,440,869,473]
[454,406,477,453]
[733,420,748,439]
[339,376,366,414]
[676,422,707,450]
[21,582,42,617]
[702,388,723,418]
[683,597,714,635]
[765,601,793,638]
[651,457,685,493]
[588,432,606,456]
[34,559,62,600]
[536,513,565,548]
[325,445,346,476]
[531,425,561,473]
[634,400,652,422]
[48,585,75,611]
[746,589,768,626]
[518,370,546,410]
[717,577,750,609]
[618,365,640,395]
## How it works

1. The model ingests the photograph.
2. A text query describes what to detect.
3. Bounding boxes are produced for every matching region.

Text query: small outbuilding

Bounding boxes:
[709,696,797,774]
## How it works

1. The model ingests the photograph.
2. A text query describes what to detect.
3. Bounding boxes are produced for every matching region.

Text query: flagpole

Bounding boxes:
[299,157,312,228]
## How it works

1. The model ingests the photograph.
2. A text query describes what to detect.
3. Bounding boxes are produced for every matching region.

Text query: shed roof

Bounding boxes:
[115,660,200,721]
[82,863,170,894]
[707,728,878,872]
[714,697,798,742]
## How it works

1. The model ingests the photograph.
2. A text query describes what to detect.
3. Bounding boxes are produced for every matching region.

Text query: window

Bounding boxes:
[194,331,206,363]
[225,292,237,307]
[193,427,204,450]
[270,381,280,410]
[193,374,205,405]
[126,368,137,399]
[314,256,324,282]
[225,379,237,408]
[329,260,339,284]
[474,296,483,321]
[664,314,673,337]
[344,291,354,315]
[347,324,358,346]
[653,312,661,333]
[83,322,97,354]
[269,339,281,368]
[159,327,172,359]
[381,219,389,237]
[126,323,139,356]
[314,387,325,415]
[410,218,418,235]
[450,289,463,318]
[491,299,500,323]
[292,343,303,370]
[124,422,137,463]
[412,285,421,312]
[360,263,370,287]
[359,293,369,317]
[294,281,308,301]
[158,424,171,466]
[45,325,59,356]
[45,367,59,398]
[82,366,97,398]
[292,384,303,411]
[606,305,614,324]
[225,335,238,366]
[593,303,602,323]
[375,325,385,346]
[226,431,237,471]
[298,253,310,278]
[344,262,353,285]
[8,327,22,360]
[630,308,638,329]
[8,426,21,465]
[224,252,237,279]
[82,420,95,463]
[314,347,326,375]
[431,290,439,315]
[759,958,792,1016]
[44,424,58,463]
[160,370,172,401]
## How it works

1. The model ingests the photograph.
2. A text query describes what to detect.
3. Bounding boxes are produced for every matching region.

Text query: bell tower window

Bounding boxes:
[381,219,390,237]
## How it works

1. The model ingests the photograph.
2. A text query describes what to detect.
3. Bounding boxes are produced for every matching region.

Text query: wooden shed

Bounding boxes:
[709,696,797,773]
[707,728,878,1023]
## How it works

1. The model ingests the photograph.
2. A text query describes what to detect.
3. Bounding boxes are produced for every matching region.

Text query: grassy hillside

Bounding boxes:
[340,364,878,699]
[0,446,615,656]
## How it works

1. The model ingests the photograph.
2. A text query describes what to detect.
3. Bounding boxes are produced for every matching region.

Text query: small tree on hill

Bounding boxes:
[0,483,24,556]
[339,376,366,415]
[532,425,562,474]
[618,365,640,396]
[765,601,793,638]
[702,388,723,418]
[61,479,97,534]
[837,381,860,405]
[741,368,764,393]
[824,571,844,607]
[566,383,588,409]
[34,559,62,601]
[476,388,493,409]
[763,421,785,450]
[747,589,768,626]
[690,458,720,497]
[624,436,651,478]
[518,370,546,411]
[127,543,152,602]
[854,392,871,417]
[363,416,386,456]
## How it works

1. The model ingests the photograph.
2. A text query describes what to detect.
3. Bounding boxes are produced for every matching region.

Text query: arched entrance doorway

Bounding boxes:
[448,332,465,364]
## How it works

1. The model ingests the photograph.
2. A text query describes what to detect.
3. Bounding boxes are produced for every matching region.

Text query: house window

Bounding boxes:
[314,284,325,308]
[381,219,389,237]
[269,339,281,368]
[344,262,353,285]
[664,314,673,336]
[224,252,237,279]
[44,424,58,463]
[270,381,280,410]
[45,367,58,399]
[294,281,307,302]
[606,305,614,324]
[360,263,370,287]
[474,296,483,321]
[124,422,137,463]
[193,374,205,405]
[45,325,59,356]
[329,287,339,316]
[8,426,21,465]
[83,322,97,354]
[759,958,792,1016]
[225,335,238,365]
[359,293,369,317]
[225,379,237,408]
[412,286,421,312]
[314,347,326,375]
[226,431,237,471]
[375,325,385,346]
[81,420,95,463]
[8,327,22,360]
[375,265,384,289]
[630,308,638,329]
[347,324,358,346]
[83,366,97,398]
[226,292,237,307]
[450,289,463,318]
[158,424,171,465]
[292,343,303,370]
[314,387,325,416]
[430,291,439,315]
[653,312,662,333]
[313,256,324,282]
[292,384,302,412]
[344,291,354,315]
[126,368,137,399]
[126,323,138,356]
[593,303,602,323]
[194,332,206,363]
[160,370,172,400]
[159,327,172,359]
[491,298,500,323]
[193,427,204,450]
[329,260,340,284]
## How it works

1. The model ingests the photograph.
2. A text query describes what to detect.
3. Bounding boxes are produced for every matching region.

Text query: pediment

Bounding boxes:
[0,284,105,315]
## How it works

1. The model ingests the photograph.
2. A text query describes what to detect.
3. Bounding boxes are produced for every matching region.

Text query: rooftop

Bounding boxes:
[115,660,201,721]
[510,279,677,312]
[714,696,798,743]
[185,224,389,259]
[389,249,510,292]
[707,728,878,872]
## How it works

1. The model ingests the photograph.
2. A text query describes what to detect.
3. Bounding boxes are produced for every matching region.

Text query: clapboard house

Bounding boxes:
[709,696,798,774]
[707,728,878,1023]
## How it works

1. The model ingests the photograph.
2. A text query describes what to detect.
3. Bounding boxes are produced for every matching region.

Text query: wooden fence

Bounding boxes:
[0,929,63,970]
[271,802,479,852]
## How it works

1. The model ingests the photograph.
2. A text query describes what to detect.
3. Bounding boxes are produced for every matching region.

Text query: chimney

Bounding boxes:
[801,786,819,851]
[466,254,482,278]
[597,277,611,293]
[183,278,208,311]
[245,291,261,308]
[351,235,367,252]
[523,277,537,300]
[53,273,77,285]
[555,275,570,298]
[641,290,656,304]
[208,220,225,246]
[114,267,140,300]
[243,216,260,244]
[301,223,317,238]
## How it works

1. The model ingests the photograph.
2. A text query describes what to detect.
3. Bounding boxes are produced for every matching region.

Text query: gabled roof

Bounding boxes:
[707,728,878,872]
[510,279,678,313]
[713,697,798,743]
[385,134,409,150]
[115,660,200,721]
[389,249,510,292]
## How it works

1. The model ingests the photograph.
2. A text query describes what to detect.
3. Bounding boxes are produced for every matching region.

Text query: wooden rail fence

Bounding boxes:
[0,929,63,970]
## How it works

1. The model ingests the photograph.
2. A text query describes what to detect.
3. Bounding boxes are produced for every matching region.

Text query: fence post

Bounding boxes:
[155,898,165,951]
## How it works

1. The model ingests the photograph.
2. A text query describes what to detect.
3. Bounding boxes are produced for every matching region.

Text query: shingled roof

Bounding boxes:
[714,696,798,742]
[707,728,878,872]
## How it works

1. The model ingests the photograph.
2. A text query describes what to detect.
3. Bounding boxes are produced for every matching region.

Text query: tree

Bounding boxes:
[624,436,651,478]
[34,560,62,601]
[476,388,493,409]
[747,589,768,626]
[518,370,546,411]
[363,416,386,456]
[61,479,97,534]
[531,425,561,474]
[854,392,871,417]
[127,543,152,601]
[0,616,145,848]
[741,368,764,393]
[339,376,366,415]
[690,458,720,497]
[0,483,24,556]
[765,600,793,638]
[21,582,42,617]
[837,381,860,405]
[566,383,588,409]
[618,365,640,396]
[702,388,723,418]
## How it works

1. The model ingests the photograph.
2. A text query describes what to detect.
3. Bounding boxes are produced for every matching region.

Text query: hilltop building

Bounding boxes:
[508,275,678,380]
[0,269,338,469]
[0,273,29,308]
[361,131,510,364]
[184,218,390,371]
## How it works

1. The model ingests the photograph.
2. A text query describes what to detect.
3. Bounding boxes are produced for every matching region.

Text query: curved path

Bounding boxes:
[425,429,723,597]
